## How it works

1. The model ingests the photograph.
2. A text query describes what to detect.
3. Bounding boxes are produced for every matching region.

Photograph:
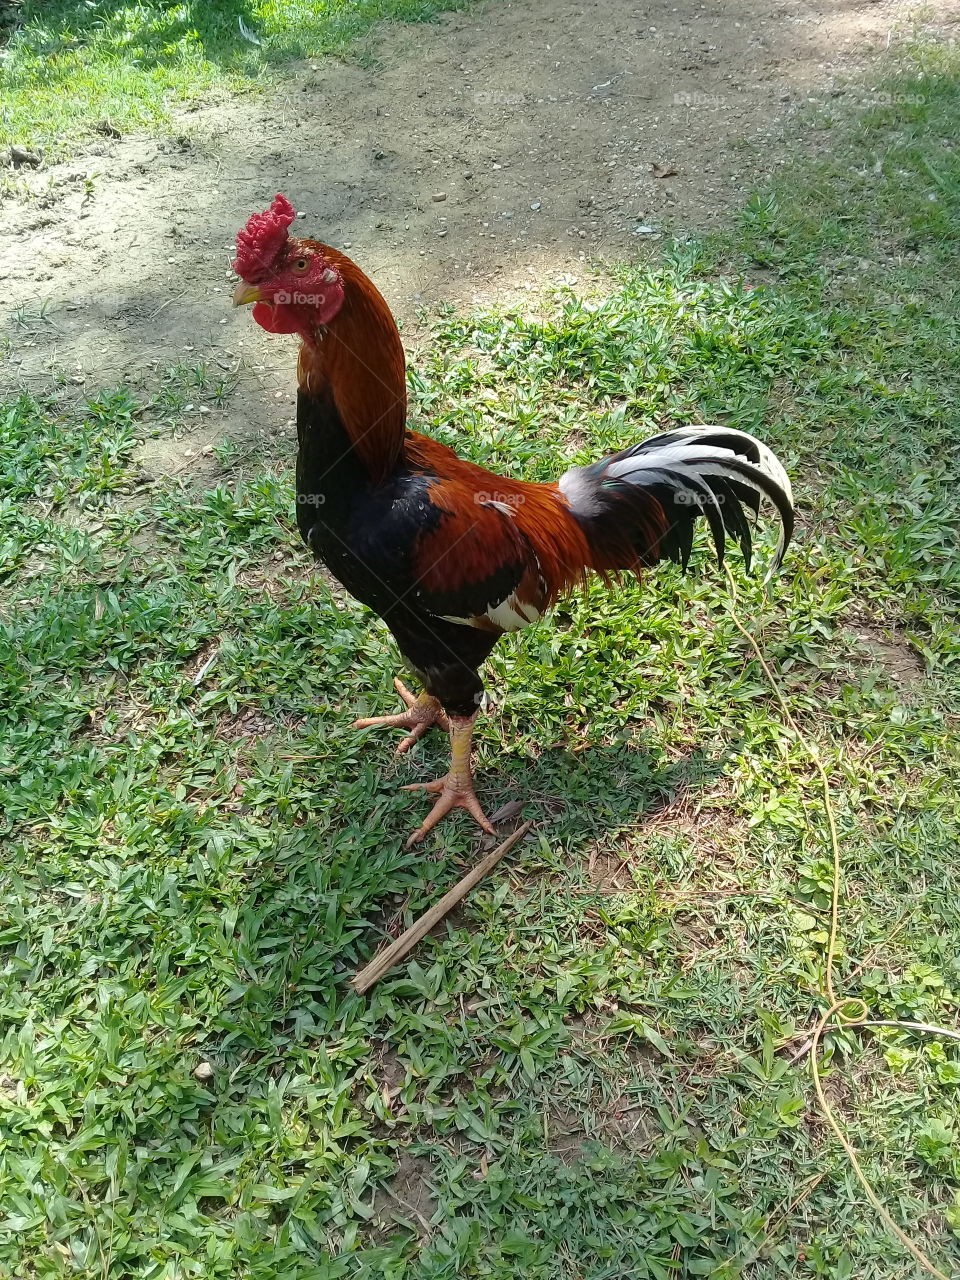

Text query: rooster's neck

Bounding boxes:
[297,254,406,485]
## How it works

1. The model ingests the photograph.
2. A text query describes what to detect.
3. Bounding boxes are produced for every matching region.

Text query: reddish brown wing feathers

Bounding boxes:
[406,434,593,627]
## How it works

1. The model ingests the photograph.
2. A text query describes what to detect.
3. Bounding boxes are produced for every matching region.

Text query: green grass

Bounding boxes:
[3,43,960,1280]
[0,0,472,154]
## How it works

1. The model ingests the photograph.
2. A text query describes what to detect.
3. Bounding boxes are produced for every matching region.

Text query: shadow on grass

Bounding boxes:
[6,0,467,72]
[5,0,260,69]
[229,733,734,1019]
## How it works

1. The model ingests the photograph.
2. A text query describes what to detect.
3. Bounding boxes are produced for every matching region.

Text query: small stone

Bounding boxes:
[194,1062,214,1082]
[530,201,541,210]
[10,146,41,168]
[463,171,473,179]
[432,192,446,201]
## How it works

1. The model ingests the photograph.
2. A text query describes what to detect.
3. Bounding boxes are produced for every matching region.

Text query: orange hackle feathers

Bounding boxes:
[296,245,407,485]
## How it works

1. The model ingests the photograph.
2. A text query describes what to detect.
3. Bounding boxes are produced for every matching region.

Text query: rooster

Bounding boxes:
[233,195,793,846]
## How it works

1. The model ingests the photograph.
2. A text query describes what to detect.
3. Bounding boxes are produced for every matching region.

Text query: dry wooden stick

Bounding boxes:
[351,820,534,994]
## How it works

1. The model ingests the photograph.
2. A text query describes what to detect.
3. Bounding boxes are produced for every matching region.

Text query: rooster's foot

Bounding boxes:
[402,775,496,848]
[401,713,495,847]
[352,678,449,754]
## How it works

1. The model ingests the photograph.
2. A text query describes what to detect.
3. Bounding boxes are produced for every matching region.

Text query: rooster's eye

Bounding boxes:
[293,257,308,272]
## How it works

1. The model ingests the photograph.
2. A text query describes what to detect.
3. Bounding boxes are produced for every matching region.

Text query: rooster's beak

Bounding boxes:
[232,281,262,306]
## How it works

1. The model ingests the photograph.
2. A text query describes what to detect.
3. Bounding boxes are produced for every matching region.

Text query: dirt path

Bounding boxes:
[2,0,955,471]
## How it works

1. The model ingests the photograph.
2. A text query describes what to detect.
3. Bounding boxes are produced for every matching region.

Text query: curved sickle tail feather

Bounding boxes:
[558,425,794,582]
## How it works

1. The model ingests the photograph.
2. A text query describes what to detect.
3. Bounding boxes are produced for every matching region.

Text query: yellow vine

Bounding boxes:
[724,565,952,1280]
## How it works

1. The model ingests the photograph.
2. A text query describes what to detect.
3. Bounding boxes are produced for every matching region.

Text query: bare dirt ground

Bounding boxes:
[2,0,956,474]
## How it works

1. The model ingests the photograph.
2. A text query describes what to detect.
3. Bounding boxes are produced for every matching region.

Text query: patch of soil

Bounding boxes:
[588,850,638,892]
[373,1042,410,1095]
[543,1106,583,1162]
[545,1095,659,1160]
[215,708,289,741]
[600,1093,661,1152]
[372,1148,438,1235]
[847,622,926,695]
[2,0,957,482]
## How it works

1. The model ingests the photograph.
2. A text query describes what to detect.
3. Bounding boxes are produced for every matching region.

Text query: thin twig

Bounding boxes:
[351,821,533,994]
[191,648,219,685]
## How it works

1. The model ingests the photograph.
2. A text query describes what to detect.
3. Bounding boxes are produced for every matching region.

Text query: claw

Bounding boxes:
[402,775,497,847]
[355,693,495,845]
[392,677,419,709]
[352,679,449,753]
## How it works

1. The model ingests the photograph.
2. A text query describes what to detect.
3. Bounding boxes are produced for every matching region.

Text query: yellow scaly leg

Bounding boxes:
[402,713,495,847]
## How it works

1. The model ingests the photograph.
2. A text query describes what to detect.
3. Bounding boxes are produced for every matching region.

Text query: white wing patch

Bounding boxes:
[440,591,543,632]
[429,511,548,633]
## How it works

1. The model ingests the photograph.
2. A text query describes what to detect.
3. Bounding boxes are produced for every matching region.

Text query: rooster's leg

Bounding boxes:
[402,713,496,847]
[352,677,449,754]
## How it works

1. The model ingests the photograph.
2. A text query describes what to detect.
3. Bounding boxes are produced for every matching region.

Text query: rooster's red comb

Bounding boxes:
[234,193,297,281]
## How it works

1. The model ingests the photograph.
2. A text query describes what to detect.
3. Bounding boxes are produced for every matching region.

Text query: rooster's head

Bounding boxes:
[232,194,345,336]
